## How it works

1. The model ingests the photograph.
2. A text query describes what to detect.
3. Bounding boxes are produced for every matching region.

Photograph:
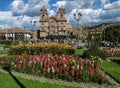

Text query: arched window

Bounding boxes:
[60,14,63,18]
[42,15,45,19]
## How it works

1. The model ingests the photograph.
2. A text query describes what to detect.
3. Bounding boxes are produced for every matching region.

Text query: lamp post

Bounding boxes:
[24,26,26,43]
[73,12,82,48]
[30,20,37,42]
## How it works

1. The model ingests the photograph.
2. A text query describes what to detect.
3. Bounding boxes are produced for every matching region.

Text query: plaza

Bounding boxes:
[0,0,120,88]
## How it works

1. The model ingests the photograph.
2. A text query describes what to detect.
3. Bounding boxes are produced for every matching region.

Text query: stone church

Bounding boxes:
[39,6,73,38]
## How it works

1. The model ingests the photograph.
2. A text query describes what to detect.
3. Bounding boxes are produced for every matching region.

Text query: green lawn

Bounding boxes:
[0,71,79,88]
[101,61,120,83]
[0,50,9,55]
[75,49,84,56]
[107,57,120,60]
[0,44,5,47]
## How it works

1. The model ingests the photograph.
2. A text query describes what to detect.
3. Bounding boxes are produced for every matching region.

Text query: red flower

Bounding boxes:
[55,67,59,73]
[89,70,94,77]
[76,71,79,76]
[65,66,69,72]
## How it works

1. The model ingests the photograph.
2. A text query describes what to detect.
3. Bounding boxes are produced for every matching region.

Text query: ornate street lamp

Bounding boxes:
[73,12,82,27]
[73,12,82,48]
[30,20,37,42]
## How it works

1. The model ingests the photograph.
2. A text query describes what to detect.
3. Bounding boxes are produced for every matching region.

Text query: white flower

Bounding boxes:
[64,64,67,68]
[52,67,55,73]
[20,60,22,64]
[72,66,75,69]
[47,68,50,73]
[77,65,79,70]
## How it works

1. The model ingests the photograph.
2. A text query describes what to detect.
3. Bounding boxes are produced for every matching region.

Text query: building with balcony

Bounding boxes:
[0,27,32,41]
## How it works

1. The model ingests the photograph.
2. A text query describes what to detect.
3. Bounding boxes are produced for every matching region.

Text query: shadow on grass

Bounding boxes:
[3,66,26,88]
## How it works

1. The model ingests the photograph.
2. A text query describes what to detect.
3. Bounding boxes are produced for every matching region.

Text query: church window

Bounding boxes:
[42,23,44,25]
[42,28,44,31]
[60,14,63,18]
[42,15,45,19]
[61,23,63,25]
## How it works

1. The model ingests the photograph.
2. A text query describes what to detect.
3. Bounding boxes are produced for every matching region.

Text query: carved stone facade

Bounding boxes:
[39,6,73,38]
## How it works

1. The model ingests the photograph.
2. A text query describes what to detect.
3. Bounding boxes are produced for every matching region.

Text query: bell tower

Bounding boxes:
[40,6,48,22]
[56,7,67,32]
[56,7,66,22]
[40,6,49,34]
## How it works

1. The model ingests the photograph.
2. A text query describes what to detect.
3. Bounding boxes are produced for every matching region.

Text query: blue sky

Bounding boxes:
[0,0,120,29]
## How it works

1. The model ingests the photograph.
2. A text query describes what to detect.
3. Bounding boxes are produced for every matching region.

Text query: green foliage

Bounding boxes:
[84,29,105,59]
[0,40,12,45]
[101,61,120,83]
[0,50,9,55]
[83,48,106,59]
[75,49,84,56]
[102,24,120,42]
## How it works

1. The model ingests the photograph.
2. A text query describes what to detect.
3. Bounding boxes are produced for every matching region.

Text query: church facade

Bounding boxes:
[39,6,73,38]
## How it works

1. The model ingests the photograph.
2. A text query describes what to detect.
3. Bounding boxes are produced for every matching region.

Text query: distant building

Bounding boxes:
[0,27,32,40]
[39,6,73,38]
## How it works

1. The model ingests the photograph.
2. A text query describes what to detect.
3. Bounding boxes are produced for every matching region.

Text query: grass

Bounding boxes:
[107,57,120,60]
[75,49,84,56]
[0,50,9,55]
[0,44,5,47]
[0,69,115,88]
[101,60,120,83]
[0,71,79,88]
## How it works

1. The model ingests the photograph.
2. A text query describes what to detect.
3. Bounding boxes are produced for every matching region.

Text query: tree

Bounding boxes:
[102,24,120,43]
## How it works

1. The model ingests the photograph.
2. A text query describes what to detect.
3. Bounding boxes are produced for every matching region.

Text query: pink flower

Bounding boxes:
[65,71,68,76]
[89,70,94,77]
[55,67,59,73]
[71,70,75,76]
[43,68,46,72]
[16,63,22,68]
[100,72,106,77]
[65,66,69,72]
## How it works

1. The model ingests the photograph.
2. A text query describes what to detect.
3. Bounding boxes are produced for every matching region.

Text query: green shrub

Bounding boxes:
[83,48,106,59]
[0,40,12,45]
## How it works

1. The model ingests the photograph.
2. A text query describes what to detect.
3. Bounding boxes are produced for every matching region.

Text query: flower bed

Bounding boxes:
[0,54,107,84]
[104,49,120,56]
[9,43,75,55]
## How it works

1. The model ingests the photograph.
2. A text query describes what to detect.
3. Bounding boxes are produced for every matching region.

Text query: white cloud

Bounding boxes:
[104,1,120,10]
[54,0,120,26]
[9,0,50,16]
[52,1,66,7]
[0,11,14,29]
[48,10,55,16]
[1,0,120,29]
[100,0,110,7]
[4,0,50,29]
